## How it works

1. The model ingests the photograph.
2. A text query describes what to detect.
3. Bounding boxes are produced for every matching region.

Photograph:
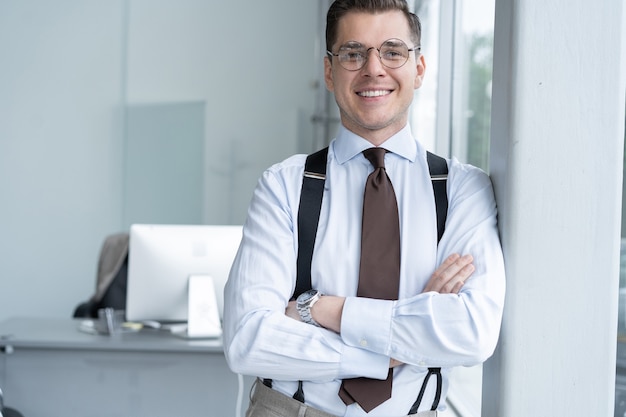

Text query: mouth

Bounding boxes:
[356,89,392,98]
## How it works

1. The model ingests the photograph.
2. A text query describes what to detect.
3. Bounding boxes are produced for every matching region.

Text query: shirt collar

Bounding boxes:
[332,124,419,165]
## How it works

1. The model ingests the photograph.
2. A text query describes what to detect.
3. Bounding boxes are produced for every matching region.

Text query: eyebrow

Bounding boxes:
[338,41,365,50]
[338,38,407,50]
[383,39,404,47]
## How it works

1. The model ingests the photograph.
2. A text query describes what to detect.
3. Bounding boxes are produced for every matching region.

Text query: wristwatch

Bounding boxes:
[296,289,323,327]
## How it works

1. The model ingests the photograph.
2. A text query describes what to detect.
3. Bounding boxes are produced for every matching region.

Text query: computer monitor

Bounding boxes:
[126,224,243,326]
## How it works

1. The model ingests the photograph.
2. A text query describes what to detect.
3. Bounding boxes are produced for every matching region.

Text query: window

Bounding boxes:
[410,1,495,415]
[616,111,626,417]
[411,0,494,172]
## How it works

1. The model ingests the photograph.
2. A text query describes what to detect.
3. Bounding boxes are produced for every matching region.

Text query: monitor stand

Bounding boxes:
[172,275,222,339]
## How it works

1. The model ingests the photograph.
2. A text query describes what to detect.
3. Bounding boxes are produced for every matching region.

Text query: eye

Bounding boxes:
[381,48,406,61]
[342,50,366,61]
[380,38,409,62]
[338,43,366,62]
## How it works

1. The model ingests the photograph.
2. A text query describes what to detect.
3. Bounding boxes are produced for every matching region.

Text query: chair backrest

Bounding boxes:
[73,233,129,318]
[93,232,129,303]
[0,388,25,417]
[96,255,128,312]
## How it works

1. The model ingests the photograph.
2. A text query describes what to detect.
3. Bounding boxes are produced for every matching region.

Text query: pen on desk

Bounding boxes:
[104,308,115,334]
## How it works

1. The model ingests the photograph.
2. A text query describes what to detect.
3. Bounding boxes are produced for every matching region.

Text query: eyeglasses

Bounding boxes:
[326,38,420,71]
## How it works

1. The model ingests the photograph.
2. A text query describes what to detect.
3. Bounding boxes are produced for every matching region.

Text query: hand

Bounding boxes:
[390,358,404,368]
[423,253,475,294]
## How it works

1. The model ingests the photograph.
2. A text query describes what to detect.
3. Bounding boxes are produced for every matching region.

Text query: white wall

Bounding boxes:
[0,1,126,321]
[483,0,626,415]
[125,0,320,225]
[0,0,320,321]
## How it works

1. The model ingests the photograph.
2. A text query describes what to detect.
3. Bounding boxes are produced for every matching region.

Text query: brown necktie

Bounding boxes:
[338,147,401,412]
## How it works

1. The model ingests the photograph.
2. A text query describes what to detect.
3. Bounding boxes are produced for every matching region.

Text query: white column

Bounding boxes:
[483,0,626,416]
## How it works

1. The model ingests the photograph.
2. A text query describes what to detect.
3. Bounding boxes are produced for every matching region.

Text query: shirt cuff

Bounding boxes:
[340,296,394,378]
[339,343,389,380]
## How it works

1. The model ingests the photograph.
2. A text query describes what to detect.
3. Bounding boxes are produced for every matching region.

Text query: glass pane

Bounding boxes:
[450,0,495,170]
[410,0,440,152]
[616,116,626,417]
[447,2,495,416]
[410,1,495,416]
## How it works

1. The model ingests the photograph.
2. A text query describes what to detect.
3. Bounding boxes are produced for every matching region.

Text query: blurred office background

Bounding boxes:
[0,0,497,323]
[0,0,319,319]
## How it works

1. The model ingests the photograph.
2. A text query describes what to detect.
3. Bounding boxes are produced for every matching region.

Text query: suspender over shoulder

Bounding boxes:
[295,147,329,299]
[426,151,449,244]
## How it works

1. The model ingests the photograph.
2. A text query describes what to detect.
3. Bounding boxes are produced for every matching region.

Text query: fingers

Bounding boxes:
[423,253,475,294]
[389,358,404,368]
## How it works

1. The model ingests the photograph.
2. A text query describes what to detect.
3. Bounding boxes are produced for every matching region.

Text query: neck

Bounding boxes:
[345,124,406,147]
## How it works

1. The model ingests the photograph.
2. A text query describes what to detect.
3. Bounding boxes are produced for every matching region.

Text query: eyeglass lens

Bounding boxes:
[335,38,413,71]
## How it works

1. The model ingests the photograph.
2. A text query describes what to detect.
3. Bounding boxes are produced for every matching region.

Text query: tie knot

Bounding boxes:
[363,147,387,169]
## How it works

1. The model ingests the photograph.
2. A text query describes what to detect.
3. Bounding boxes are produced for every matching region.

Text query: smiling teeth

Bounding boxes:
[358,90,390,97]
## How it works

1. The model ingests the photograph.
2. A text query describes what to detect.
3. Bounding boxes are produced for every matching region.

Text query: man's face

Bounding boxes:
[324,10,426,145]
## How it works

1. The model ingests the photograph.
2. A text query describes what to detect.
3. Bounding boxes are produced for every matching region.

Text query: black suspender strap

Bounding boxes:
[416,152,448,414]
[294,147,329,299]
[418,152,447,413]
[261,379,305,403]
[426,151,448,244]
[408,367,443,414]
[292,380,305,403]
[269,147,328,403]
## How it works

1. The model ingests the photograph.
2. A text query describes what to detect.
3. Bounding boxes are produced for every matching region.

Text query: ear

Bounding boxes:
[413,54,426,89]
[324,56,335,92]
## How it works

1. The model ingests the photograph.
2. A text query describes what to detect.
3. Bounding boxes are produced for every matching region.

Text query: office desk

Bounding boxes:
[0,317,254,417]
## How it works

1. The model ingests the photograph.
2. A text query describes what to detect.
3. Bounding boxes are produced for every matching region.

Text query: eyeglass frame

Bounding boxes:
[326,38,421,71]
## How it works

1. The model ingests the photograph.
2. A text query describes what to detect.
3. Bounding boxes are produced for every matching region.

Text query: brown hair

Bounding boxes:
[325,0,422,51]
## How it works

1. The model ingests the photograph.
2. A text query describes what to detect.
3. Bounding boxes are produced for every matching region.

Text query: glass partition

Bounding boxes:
[410,1,495,415]
[616,113,626,417]
[411,0,494,170]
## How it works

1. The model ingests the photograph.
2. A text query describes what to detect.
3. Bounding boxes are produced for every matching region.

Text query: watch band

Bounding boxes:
[296,289,323,326]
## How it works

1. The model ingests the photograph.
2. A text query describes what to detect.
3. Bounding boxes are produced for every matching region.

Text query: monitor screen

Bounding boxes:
[126,224,243,324]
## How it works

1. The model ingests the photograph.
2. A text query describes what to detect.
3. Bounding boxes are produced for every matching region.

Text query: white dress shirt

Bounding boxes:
[223,124,506,416]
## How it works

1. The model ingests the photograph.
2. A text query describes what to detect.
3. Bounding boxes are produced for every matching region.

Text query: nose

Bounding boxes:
[362,47,385,76]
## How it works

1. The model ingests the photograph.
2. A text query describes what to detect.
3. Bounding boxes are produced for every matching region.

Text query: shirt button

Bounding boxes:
[418,361,426,366]
[359,339,368,347]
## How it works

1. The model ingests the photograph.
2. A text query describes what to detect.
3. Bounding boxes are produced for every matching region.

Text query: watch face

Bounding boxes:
[299,289,318,304]
[296,289,322,327]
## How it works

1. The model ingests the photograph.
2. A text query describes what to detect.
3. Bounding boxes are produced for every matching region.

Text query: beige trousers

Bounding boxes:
[246,379,438,417]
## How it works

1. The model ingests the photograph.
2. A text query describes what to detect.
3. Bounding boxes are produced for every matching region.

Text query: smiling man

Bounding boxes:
[223,1,505,416]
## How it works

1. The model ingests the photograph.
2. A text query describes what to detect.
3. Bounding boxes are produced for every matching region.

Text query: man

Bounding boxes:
[223,0,505,416]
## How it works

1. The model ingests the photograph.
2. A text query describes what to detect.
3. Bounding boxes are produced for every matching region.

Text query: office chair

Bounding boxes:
[0,406,25,417]
[0,388,25,417]
[73,232,129,319]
